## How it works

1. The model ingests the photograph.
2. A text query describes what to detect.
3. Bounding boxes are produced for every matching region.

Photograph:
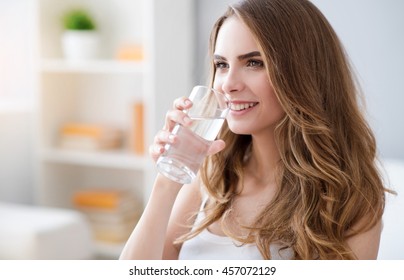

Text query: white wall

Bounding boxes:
[0,0,36,204]
[195,0,404,160]
[310,0,404,160]
[0,113,35,203]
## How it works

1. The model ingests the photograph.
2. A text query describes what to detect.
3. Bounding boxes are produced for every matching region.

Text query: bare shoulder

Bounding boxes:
[346,216,383,259]
[162,178,203,259]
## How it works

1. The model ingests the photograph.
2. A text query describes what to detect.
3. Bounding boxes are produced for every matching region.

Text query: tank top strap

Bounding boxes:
[193,192,209,228]
[199,192,209,211]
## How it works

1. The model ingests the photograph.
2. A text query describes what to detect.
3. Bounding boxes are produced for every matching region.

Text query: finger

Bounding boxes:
[149,143,165,162]
[207,139,226,156]
[163,109,193,131]
[149,130,178,162]
[163,97,193,131]
[173,96,193,110]
[154,129,177,146]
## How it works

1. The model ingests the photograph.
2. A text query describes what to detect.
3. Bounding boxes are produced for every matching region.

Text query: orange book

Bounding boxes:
[62,123,103,138]
[60,123,123,150]
[116,44,144,61]
[73,189,129,209]
[132,102,144,154]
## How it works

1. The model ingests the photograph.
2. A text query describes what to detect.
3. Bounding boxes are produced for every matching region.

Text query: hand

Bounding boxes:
[149,96,226,162]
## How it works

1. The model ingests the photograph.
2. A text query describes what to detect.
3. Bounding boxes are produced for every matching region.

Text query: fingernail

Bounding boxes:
[183,116,192,124]
[168,134,175,142]
[184,99,192,106]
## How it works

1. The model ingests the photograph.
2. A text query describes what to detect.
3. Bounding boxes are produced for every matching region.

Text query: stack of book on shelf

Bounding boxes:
[59,123,124,151]
[72,189,141,244]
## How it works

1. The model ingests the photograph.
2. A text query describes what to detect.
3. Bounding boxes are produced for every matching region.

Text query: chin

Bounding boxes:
[227,123,253,135]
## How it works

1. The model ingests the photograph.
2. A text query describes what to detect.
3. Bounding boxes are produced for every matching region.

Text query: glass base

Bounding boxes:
[156,157,196,184]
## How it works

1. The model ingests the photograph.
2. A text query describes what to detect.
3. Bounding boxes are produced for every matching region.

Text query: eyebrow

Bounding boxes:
[214,51,261,61]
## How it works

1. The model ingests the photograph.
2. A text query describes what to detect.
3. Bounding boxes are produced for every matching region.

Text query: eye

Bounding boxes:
[247,59,264,68]
[214,60,229,69]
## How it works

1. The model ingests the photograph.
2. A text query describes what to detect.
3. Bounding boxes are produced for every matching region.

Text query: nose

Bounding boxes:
[220,68,244,96]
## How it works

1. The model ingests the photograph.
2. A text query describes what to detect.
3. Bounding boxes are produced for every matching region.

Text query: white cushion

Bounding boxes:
[0,202,93,259]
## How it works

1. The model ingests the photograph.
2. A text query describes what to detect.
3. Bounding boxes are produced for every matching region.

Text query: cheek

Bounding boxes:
[259,83,285,120]
[265,98,286,126]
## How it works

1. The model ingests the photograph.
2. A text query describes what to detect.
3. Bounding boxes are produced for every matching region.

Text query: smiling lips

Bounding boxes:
[229,102,258,111]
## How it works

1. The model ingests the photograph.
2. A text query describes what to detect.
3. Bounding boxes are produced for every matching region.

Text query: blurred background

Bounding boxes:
[0,0,403,259]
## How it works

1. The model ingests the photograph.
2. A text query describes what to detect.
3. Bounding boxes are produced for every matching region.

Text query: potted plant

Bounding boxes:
[61,9,100,61]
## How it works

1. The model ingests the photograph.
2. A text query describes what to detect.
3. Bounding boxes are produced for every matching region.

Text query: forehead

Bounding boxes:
[215,16,260,56]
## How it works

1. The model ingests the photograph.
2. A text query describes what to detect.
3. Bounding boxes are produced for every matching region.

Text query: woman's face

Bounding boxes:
[213,16,285,135]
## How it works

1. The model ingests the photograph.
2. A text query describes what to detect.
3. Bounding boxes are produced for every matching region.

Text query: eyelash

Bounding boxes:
[214,61,228,69]
[214,59,264,70]
[247,59,264,68]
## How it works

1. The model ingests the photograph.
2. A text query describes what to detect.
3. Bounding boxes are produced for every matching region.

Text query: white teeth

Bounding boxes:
[230,102,257,111]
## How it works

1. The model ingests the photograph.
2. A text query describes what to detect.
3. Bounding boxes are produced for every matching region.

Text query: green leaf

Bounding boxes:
[63,9,96,30]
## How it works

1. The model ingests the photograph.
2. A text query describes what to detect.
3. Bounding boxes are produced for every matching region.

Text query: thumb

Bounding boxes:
[207,139,226,156]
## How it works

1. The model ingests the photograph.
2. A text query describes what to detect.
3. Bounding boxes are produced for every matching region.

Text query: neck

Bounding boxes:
[245,131,281,185]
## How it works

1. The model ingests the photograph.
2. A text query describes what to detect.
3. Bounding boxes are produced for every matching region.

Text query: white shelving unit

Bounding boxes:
[34,0,194,258]
[41,59,145,74]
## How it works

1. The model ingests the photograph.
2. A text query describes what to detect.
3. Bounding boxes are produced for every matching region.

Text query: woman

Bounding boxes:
[120,0,387,260]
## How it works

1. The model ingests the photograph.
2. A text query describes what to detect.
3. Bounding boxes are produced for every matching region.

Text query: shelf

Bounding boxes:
[41,148,153,170]
[35,0,194,233]
[40,59,145,74]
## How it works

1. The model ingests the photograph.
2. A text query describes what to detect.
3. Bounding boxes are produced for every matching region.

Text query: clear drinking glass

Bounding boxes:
[156,85,230,184]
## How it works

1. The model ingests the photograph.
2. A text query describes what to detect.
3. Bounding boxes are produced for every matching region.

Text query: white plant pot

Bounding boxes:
[61,30,100,61]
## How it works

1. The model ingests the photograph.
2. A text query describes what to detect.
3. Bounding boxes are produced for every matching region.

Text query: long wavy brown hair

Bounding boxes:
[179,0,388,259]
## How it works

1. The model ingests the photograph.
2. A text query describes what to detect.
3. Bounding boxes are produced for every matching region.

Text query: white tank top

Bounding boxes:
[178,196,294,260]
